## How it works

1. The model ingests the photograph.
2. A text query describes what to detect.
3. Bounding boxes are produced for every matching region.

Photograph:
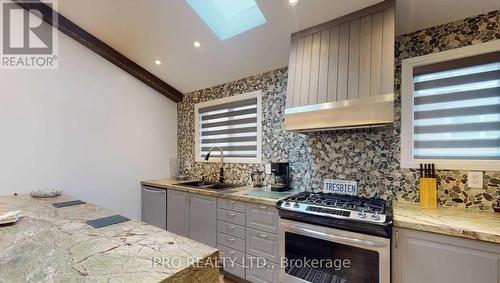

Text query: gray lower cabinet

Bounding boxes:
[246,260,280,283]
[141,186,167,229]
[246,203,279,234]
[167,189,217,247]
[392,227,500,283]
[245,204,280,283]
[218,244,246,265]
[246,228,280,263]
[217,220,246,239]
[189,194,217,247]
[167,189,190,238]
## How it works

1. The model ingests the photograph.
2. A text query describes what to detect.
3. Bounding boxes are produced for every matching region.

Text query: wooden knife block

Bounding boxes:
[419,178,437,209]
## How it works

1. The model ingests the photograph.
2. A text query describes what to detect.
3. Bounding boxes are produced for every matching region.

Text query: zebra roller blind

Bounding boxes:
[196,91,262,162]
[412,51,500,160]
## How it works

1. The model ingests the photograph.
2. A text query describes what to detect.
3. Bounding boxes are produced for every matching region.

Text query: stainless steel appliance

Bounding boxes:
[270,162,290,191]
[141,186,167,229]
[276,192,392,283]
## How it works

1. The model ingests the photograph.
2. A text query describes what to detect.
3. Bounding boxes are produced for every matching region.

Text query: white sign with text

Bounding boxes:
[323,179,358,196]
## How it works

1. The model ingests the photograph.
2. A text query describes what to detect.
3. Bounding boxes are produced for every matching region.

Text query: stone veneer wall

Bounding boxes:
[178,10,500,210]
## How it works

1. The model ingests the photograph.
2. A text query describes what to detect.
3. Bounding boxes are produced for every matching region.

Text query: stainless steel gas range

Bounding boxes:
[276,192,393,283]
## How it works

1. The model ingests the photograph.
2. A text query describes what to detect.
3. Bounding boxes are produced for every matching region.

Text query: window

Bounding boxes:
[194,91,262,163]
[185,0,267,41]
[401,40,500,170]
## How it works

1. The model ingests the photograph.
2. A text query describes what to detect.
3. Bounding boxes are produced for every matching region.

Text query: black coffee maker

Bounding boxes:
[270,162,291,191]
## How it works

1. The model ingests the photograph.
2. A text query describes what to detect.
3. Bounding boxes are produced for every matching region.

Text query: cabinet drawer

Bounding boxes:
[222,261,246,279]
[246,228,279,263]
[217,208,245,226]
[218,244,245,265]
[218,232,245,252]
[246,260,279,283]
[218,198,246,213]
[246,203,279,234]
[217,220,245,239]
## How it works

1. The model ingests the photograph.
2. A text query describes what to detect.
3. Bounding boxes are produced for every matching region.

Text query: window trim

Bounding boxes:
[401,39,500,171]
[194,90,262,164]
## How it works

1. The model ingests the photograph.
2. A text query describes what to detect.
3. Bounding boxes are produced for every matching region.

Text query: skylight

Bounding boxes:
[186,0,267,41]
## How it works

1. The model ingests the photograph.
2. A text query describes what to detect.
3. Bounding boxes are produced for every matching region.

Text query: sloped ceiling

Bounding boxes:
[56,0,500,93]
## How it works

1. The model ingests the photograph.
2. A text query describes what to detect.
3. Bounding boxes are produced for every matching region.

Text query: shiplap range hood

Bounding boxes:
[284,0,395,132]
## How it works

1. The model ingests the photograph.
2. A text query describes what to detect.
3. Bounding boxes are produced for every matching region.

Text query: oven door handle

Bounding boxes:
[282,222,388,248]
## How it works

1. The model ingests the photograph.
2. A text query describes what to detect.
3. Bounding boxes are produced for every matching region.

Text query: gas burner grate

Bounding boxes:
[285,192,386,213]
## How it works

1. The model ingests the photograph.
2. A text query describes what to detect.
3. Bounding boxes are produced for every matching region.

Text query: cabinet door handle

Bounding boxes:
[227,251,236,255]
[228,200,236,205]
[227,238,236,243]
[227,212,236,217]
[228,225,236,230]
[258,205,267,210]
[395,230,399,249]
[258,234,269,238]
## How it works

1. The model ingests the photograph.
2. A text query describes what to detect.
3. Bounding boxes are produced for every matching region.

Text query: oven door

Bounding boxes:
[279,219,390,283]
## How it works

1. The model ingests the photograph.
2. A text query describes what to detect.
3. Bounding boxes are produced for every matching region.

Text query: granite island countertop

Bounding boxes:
[393,201,500,244]
[141,178,298,206]
[0,194,219,283]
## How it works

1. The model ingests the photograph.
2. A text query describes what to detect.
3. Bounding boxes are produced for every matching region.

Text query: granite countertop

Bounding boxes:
[393,201,500,244]
[0,194,218,283]
[141,178,298,206]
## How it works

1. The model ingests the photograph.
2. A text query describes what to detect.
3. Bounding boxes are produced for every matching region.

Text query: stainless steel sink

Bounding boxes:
[176,180,217,188]
[174,181,242,191]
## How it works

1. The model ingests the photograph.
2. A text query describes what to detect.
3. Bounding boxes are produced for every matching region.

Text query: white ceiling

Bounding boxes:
[56,0,500,94]
[395,0,500,35]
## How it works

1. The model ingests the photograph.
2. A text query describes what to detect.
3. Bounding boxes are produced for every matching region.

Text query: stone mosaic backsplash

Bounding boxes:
[394,10,500,210]
[178,10,500,211]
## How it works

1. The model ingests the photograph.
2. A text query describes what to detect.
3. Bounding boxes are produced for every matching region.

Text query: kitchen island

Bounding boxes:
[0,194,219,283]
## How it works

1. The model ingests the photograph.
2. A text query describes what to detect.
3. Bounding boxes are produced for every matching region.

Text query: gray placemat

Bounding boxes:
[52,200,86,208]
[86,215,130,228]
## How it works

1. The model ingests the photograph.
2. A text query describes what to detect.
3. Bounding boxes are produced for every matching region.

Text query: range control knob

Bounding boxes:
[284,202,290,207]
[293,202,300,208]
[371,212,381,221]
[358,210,367,218]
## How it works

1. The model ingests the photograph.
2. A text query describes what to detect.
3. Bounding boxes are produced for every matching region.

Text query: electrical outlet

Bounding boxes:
[468,171,483,188]
[265,163,272,175]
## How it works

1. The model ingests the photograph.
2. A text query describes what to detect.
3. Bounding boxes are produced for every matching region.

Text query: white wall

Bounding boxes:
[0,25,177,219]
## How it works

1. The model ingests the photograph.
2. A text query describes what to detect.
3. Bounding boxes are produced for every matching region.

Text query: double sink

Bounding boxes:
[174,180,242,191]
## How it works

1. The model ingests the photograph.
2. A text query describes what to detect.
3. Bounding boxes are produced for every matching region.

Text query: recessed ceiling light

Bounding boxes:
[193,41,201,48]
[154,60,162,65]
[288,0,299,6]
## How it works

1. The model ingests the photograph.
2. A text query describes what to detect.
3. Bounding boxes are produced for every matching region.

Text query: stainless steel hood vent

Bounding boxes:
[284,94,394,132]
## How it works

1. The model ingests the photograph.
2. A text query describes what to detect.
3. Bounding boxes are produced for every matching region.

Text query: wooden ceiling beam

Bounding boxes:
[13,0,183,102]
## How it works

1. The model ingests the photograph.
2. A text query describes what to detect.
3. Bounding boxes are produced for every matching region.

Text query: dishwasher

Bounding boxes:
[141,186,167,229]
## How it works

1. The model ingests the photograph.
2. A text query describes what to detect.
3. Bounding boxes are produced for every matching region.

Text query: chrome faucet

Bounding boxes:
[204,146,224,183]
